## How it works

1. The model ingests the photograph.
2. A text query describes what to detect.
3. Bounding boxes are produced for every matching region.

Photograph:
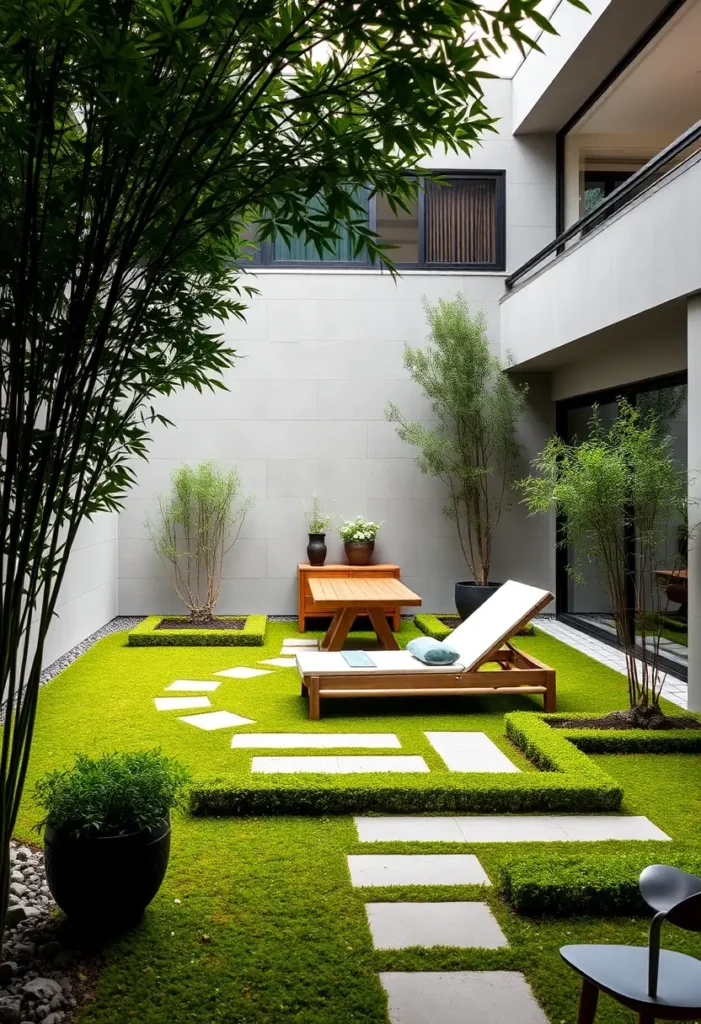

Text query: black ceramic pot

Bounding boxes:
[44,817,171,927]
[307,533,327,566]
[455,581,503,621]
[345,540,374,566]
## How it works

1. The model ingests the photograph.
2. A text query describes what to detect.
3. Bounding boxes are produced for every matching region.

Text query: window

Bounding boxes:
[251,172,505,270]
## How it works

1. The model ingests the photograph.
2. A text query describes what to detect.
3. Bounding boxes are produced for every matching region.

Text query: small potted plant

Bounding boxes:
[339,516,383,565]
[304,495,333,566]
[35,750,190,928]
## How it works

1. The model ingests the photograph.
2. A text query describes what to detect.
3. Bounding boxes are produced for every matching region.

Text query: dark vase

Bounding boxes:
[307,533,327,566]
[345,540,374,566]
[455,581,503,621]
[44,817,171,929]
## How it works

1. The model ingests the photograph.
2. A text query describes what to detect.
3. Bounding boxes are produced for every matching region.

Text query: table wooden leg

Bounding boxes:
[321,610,344,650]
[324,608,356,652]
[368,607,399,650]
[577,980,599,1024]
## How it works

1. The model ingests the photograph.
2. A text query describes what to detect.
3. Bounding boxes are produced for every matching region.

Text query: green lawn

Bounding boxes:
[15,621,701,1024]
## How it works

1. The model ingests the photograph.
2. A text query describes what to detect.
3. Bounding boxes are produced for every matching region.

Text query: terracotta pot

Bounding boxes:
[455,581,503,621]
[344,540,374,566]
[306,533,327,566]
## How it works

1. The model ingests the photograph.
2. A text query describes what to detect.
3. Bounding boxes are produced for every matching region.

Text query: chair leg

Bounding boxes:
[577,980,599,1024]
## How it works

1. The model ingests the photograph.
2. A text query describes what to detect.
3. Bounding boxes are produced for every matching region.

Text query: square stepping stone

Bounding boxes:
[252,756,429,774]
[154,696,211,711]
[425,732,520,773]
[259,657,297,668]
[166,680,221,692]
[215,667,271,679]
[380,972,548,1024]
[282,639,319,648]
[178,710,255,731]
[232,733,401,749]
[347,855,490,888]
[355,815,671,843]
[366,902,507,949]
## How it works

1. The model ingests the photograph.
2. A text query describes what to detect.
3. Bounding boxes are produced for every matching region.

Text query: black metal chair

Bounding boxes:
[561,865,701,1023]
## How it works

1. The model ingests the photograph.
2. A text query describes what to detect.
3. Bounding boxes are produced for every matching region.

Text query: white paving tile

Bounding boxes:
[232,732,401,749]
[252,756,429,774]
[165,680,221,692]
[380,972,549,1024]
[282,638,319,648]
[367,902,508,950]
[154,696,211,711]
[178,710,255,731]
[215,667,271,679]
[348,855,490,888]
[356,815,671,843]
[259,657,297,668]
[425,732,520,773]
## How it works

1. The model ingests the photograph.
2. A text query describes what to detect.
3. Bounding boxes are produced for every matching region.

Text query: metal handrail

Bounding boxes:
[505,116,701,292]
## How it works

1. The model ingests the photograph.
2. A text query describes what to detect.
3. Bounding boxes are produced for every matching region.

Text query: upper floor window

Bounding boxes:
[251,171,505,270]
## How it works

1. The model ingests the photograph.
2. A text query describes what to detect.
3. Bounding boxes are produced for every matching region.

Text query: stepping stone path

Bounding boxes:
[425,731,520,773]
[154,696,210,711]
[366,902,508,950]
[216,667,271,679]
[166,680,221,692]
[347,854,490,888]
[282,639,319,648]
[259,657,297,668]
[179,710,255,731]
[252,755,429,774]
[232,733,401,749]
[355,814,671,843]
[380,971,549,1024]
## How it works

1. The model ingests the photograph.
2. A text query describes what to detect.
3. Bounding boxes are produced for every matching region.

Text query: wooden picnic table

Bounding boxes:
[308,576,422,652]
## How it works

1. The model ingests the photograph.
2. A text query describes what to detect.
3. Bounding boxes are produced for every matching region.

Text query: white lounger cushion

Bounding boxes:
[296,650,465,676]
[296,580,552,678]
[446,580,552,670]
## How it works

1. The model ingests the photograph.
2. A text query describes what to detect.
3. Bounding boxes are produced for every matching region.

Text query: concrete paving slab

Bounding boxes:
[366,902,507,949]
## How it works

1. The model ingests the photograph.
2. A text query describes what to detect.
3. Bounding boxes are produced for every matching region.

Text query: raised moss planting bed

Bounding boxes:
[499,848,701,917]
[414,613,535,641]
[128,614,267,647]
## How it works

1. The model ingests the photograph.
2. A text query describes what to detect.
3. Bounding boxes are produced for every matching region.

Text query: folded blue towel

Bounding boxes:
[406,636,461,665]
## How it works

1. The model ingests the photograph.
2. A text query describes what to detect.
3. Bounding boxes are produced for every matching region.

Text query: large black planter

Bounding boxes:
[455,581,503,621]
[306,533,327,566]
[44,817,171,928]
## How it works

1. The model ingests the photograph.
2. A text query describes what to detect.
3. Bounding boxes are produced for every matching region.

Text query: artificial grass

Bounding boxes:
[14,621,701,1024]
[128,614,268,646]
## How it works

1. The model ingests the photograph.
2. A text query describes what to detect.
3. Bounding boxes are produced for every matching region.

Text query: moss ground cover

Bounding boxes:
[13,621,701,1024]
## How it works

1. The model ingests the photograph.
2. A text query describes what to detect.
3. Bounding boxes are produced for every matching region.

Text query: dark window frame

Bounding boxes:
[251,170,506,271]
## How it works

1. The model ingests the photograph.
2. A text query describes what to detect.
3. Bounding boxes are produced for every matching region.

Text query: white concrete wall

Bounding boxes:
[115,82,559,616]
[501,151,701,367]
[40,512,118,667]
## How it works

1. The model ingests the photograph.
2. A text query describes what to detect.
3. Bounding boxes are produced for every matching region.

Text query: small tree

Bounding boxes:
[386,295,527,585]
[520,401,688,725]
[149,463,254,623]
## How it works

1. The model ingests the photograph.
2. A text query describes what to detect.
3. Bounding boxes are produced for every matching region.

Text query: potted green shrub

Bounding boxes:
[386,295,527,619]
[339,516,382,565]
[304,495,333,566]
[35,750,190,926]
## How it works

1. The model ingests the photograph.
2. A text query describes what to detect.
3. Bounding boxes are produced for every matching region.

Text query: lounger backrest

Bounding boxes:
[447,580,553,671]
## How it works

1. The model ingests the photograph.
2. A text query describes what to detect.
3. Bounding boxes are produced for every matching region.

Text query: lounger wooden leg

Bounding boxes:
[308,676,320,720]
[368,608,399,650]
[577,980,599,1024]
[300,680,308,697]
[544,671,557,713]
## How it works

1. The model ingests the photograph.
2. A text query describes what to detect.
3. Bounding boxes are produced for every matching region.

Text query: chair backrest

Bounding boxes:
[446,580,553,671]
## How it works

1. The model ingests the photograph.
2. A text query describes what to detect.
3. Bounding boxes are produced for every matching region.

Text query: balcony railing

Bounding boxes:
[505,117,701,292]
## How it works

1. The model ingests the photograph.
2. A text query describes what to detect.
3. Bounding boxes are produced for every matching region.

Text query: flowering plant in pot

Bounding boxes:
[34,750,190,929]
[386,295,527,619]
[304,495,334,566]
[339,516,382,565]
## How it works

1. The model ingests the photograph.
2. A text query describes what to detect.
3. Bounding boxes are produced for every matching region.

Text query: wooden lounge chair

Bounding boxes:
[296,579,556,719]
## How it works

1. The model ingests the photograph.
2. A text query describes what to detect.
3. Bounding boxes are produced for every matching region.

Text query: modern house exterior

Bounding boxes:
[48,0,701,707]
